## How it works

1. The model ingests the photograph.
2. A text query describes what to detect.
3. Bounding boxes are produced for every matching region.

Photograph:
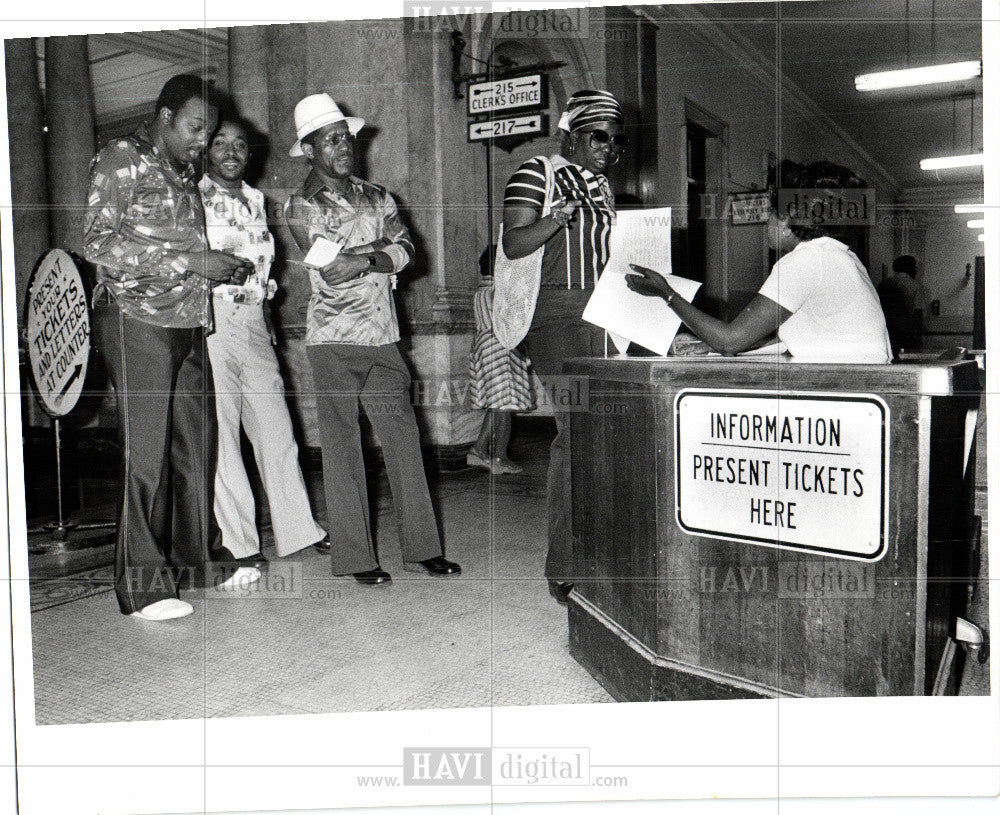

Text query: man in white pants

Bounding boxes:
[201,115,329,565]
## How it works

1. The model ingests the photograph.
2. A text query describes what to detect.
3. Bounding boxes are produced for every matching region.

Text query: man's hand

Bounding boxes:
[193,250,252,283]
[343,237,390,255]
[312,253,368,286]
[625,263,674,300]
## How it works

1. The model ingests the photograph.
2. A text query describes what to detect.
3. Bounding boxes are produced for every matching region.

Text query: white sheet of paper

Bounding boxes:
[303,235,343,267]
[583,207,701,355]
[303,237,344,292]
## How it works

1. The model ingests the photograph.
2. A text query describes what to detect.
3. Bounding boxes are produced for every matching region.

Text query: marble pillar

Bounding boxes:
[44,35,95,256]
[5,37,51,320]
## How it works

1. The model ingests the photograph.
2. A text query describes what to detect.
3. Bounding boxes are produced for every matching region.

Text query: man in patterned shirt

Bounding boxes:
[283,93,460,585]
[84,74,252,620]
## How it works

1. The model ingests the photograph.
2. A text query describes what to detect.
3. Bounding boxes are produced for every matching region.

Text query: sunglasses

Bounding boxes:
[583,129,627,152]
[316,131,356,148]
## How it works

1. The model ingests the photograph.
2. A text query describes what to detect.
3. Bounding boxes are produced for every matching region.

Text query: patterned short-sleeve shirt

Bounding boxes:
[82,123,211,328]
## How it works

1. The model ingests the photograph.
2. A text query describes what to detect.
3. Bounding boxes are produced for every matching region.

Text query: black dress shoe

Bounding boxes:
[237,553,268,569]
[353,567,392,585]
[403,556,462,576]
[548,580,574,604]
[312,536,332,553]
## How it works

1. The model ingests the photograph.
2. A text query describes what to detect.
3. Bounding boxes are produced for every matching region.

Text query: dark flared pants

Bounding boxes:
[306,342,442,575]
[94,303,230,614]
[521,296,605,584]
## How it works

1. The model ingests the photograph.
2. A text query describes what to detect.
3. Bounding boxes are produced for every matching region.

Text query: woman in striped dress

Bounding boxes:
[500,89,625,603]
[468,246,534,474]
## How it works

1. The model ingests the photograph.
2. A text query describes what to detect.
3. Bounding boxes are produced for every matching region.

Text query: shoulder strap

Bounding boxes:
[536,154,557,217]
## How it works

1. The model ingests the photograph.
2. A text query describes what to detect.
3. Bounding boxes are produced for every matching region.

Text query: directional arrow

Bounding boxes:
[468,113,548,142]
[58,363,83,399]
[466,74,548,115]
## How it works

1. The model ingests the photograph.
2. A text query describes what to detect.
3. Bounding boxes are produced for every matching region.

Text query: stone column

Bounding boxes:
[5,37,51,320]
[44,35,95,256]
[228,25,270,135]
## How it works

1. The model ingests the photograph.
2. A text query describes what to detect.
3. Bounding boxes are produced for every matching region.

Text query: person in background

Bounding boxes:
[625,171,892,364]
[200,115,330,569]
[467,244,534,475]
[500,89,624,604]
[83,74,254,620]
[283,93,460,586]
[877,254,924,358]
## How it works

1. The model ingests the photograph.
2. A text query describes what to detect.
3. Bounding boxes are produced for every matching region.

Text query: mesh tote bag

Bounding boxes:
[493,155,556,350]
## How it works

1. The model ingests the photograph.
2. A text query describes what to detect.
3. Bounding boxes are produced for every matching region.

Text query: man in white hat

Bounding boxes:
[283,93,461,586]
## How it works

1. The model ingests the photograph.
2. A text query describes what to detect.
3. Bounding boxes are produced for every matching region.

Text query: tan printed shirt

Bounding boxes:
[83,124,211,328]
[283,171,413,346]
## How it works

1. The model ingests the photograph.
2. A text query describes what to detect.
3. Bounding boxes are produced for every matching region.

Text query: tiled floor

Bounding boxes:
[27,422,614,725]
[25,411,990,725]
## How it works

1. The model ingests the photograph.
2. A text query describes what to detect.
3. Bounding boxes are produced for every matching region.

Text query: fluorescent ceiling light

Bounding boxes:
[955,204,986,213]
[967,219,986,228]
[920,153,984,171]
[855,60,981,91]
[978,234,985,242]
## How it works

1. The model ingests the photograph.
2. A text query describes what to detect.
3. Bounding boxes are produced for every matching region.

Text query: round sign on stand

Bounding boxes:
[25,249,95,541]
[26,249,91,417]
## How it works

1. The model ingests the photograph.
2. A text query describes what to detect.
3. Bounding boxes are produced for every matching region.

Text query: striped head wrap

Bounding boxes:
[557,89,624,133]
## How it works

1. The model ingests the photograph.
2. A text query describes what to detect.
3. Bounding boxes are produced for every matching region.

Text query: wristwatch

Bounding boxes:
[358,254,377,279]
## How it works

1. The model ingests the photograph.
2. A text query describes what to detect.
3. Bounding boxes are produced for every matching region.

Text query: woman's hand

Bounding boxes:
[548,195,579,228]
[625,263,674,301]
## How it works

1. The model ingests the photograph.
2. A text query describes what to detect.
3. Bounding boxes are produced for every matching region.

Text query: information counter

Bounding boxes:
[563,356,981,699]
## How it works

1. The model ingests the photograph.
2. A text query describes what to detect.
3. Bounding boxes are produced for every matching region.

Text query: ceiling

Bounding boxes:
[35,2,983,192]
[36,28,228,139]
[682,0,984,192]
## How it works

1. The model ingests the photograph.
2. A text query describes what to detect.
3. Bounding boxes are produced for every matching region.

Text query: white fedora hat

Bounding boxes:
[289,93,365,157]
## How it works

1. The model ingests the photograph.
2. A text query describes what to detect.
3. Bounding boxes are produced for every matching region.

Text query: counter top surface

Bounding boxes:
[562,356,980,396]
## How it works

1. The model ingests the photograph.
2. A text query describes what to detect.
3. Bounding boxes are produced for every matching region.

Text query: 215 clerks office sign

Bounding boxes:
[674,389,889,561]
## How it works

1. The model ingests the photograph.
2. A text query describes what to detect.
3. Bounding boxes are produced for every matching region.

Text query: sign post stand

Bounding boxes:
[44,419,72,541]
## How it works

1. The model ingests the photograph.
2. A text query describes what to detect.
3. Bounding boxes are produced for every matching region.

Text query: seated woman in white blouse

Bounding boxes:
[626,200,892,364]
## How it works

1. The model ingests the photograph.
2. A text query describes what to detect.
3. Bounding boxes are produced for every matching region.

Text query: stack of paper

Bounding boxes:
[582,207,701,355]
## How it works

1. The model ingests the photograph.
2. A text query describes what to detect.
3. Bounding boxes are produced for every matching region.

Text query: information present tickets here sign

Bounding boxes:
[674,389,889,561]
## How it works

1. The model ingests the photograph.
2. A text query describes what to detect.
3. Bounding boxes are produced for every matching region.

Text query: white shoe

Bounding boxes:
[215,566,262,591]
[130,598,194,621]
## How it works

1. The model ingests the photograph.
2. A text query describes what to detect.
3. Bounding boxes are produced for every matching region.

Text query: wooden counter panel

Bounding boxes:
[571,381,660,649]
[564,358,976,699]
